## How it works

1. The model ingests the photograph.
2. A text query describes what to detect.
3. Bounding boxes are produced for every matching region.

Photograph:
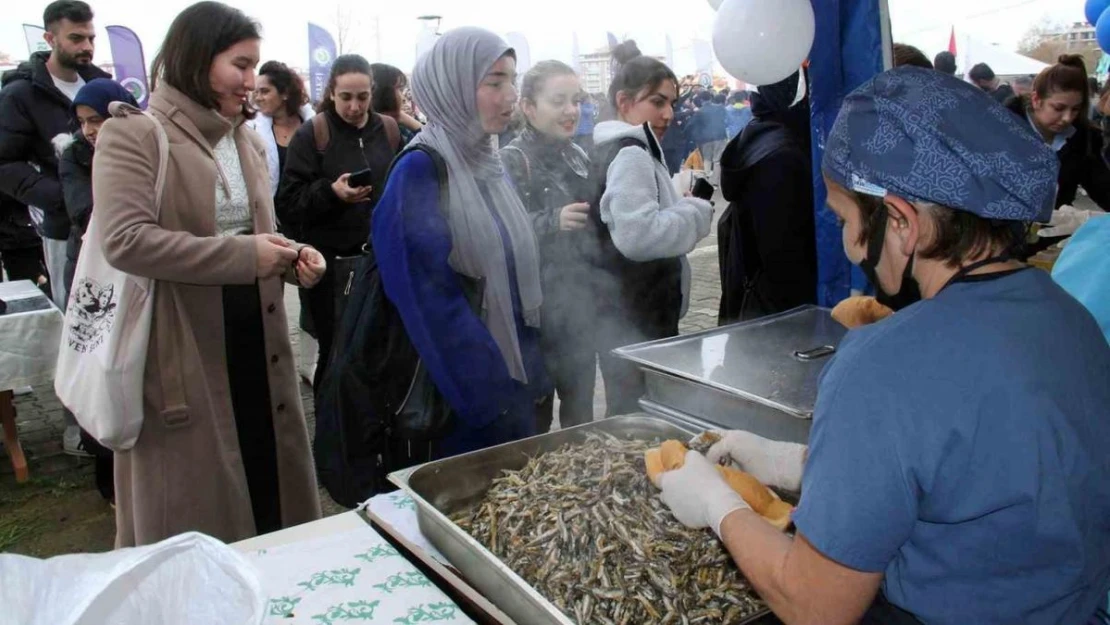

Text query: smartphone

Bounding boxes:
[348,168,373,188]
[692,177,715,201]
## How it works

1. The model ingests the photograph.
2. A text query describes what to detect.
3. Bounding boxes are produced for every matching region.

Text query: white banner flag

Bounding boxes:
[23,24,51,55]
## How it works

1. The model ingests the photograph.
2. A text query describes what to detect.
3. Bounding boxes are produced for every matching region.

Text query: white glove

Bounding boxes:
[660,450,749,538]
[1039,205,1107,238]
[704,430,807,493]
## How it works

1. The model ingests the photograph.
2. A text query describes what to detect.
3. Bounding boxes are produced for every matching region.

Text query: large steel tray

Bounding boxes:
[614,306,846,444]
[388,415,772,625]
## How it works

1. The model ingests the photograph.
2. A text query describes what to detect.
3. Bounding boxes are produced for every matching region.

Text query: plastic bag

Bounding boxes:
[0,532,265,625]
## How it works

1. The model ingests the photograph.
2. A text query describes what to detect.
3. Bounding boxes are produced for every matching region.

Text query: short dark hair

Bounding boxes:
[851,191,1022,266]
[150,2,261,117]
[933,51,957,75]
[893,43,933,70]
[370,63,408,115]
[968,63,996,83]
[712,92,727,104]
[316,54,373,115]
[258,60,308,118]
[609,54,677,110]
[44,0,93,31]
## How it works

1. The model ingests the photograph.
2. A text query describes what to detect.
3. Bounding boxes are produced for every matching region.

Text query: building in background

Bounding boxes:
[578,47,665,96]
[1053,22,1099,54]
[1019,21,1101,69]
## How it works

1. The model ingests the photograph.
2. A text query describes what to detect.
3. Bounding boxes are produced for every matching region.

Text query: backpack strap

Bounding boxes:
[384,144,449,208]
[379,113,401,153]
[312,114,330,154]
[500,145,532,183]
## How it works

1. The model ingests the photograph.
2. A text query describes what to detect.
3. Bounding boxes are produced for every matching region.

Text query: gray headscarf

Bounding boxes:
[408,27,542,383]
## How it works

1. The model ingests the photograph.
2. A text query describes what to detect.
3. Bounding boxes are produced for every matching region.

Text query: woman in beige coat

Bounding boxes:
[92,1,325,547]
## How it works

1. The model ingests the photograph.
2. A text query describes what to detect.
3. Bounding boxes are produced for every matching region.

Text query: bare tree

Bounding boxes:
[1018,17,1101,69]
[334,4,360,55]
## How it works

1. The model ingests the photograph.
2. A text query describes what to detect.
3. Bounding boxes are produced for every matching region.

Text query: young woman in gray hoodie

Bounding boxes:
[590,53,714,416]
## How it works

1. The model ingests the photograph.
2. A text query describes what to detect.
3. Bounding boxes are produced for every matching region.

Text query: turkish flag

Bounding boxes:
[948,26,957,55]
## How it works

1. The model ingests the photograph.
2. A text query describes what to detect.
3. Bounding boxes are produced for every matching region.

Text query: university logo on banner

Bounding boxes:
[308,23,338,105]
[106,25,151,109]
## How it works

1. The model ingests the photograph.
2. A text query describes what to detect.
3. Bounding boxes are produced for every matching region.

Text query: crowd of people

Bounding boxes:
[0,1,1109,623]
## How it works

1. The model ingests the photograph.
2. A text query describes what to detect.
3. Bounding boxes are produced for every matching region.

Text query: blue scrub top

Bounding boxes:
[792,269,1110,625]
[1053,216,1110,344]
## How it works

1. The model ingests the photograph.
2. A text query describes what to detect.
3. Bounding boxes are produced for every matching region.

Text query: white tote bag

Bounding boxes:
[55,105,170,451]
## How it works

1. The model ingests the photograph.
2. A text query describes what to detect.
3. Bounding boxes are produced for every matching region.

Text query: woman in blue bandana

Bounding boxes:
[657,67,1110,625]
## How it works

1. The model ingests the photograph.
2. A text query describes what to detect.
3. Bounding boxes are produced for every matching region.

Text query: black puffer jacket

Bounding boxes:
[1004,96,1110,210]
[0,52,110,240]
[276,109,398,259]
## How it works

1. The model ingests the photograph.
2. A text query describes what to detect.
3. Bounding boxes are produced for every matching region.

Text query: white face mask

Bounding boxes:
[747,66,807,108]
[791,69,808,107]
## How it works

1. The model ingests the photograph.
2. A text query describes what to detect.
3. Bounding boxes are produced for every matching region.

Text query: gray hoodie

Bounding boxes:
[593,120,713,262]
[593,120,714,317]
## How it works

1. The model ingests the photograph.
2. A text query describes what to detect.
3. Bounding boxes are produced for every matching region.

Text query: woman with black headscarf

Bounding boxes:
[717,71,817,324]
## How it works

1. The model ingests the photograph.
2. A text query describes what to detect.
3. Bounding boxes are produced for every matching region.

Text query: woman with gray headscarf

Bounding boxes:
[372,27,549,457]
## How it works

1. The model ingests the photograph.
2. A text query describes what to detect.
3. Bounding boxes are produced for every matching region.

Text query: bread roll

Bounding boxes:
[660,440,688,471]
[715,465,776,514]
[645,448,665,488]
[644,439,794,531]
[831,295,894,329]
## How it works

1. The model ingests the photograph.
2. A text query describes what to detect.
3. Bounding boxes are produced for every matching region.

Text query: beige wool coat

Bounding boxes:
[92,85,322,547]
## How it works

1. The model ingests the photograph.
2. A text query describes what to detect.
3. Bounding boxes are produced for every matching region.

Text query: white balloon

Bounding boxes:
[707,0,724,9]
[712,0,815,86]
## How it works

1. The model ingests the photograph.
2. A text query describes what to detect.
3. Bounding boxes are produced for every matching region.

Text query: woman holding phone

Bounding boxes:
[277,54,400,392]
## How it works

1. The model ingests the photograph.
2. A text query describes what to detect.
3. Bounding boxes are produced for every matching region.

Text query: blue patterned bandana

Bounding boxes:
[823,67,1059,222]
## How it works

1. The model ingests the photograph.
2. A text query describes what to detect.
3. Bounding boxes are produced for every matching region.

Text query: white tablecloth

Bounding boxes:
[238,522,474,625]
[363,490,450,566]
[0,280,62,392]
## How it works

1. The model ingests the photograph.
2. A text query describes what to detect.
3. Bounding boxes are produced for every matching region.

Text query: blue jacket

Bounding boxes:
[689,103,728,146]
[726,105,754,140]
[371,150,548,457]
[1053,216,1110,344]
[577,101,596,137]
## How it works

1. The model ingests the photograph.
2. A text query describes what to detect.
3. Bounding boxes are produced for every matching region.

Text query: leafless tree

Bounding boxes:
[334,4,360,55]
[1018,17,1101,70]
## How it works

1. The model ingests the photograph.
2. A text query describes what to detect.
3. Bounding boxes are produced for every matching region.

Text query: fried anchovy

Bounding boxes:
[452,432,766,624]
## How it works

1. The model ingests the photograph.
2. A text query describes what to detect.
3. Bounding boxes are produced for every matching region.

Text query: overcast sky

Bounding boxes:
[0,0,1088,77]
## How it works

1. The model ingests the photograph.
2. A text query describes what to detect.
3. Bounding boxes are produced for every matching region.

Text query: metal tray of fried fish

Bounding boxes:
[389,415,772,625]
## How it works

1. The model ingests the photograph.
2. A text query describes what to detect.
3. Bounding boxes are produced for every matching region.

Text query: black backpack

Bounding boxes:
[313,144,479,507]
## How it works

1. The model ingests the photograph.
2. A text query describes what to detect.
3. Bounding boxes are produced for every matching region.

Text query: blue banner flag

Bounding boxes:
[106,25,150,109]
[308,23,338,105]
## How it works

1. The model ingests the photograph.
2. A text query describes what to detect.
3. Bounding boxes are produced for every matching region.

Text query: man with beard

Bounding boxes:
[0,0,109,457]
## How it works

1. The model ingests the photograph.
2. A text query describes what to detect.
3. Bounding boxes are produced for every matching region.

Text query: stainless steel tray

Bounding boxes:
[614,306,846,444]
[388,415,771,625]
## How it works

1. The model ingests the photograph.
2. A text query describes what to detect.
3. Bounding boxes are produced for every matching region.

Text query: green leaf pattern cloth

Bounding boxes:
[246,528,472,625]
[366,492,450,565]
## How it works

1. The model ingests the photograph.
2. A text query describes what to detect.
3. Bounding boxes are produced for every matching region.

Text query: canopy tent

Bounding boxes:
[808,0,891,306]
[959,35,1048,79]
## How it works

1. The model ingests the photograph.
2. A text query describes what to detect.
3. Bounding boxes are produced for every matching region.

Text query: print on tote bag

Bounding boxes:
[67,278,117,353]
